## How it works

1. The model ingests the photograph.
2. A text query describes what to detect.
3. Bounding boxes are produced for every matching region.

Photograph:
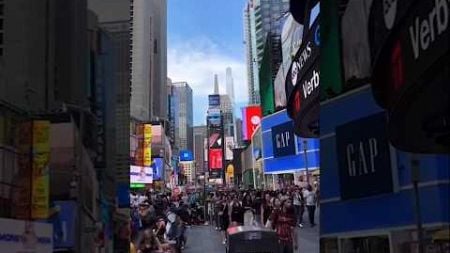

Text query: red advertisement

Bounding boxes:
[208,148,222,170]
[242,106,262,140]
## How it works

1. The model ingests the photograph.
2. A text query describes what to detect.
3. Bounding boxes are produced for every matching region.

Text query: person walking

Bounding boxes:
[293,187,305,228]
[273,199,298,253]
[304,185,317,227]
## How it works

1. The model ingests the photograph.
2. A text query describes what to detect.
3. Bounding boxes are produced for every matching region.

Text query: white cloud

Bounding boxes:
[168,37,248,103]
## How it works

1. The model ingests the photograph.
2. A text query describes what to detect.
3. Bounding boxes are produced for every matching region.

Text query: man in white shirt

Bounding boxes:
[293,187,305,227]
[303,185,317,227]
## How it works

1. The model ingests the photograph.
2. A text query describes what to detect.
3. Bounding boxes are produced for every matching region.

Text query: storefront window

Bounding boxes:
[321,238,339,253]
[341,235,390,253]
[392,227,450,253]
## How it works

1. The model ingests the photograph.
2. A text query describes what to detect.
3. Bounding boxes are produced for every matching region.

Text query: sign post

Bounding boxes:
[303,140,309,184]
[411,157,424,253]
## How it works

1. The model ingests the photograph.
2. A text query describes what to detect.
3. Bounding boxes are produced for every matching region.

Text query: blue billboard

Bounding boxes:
[179,150,194,161]
[152,158,164,180]
[208,94,220,107]
[261,110,320,174]
[271,121,296,158]
[52,201,77,249]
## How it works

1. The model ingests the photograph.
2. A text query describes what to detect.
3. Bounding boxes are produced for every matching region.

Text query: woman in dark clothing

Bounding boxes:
[273,199,297,253]
[252,191,262,225]
[230,196,244,226]
[261,193,273,226]
[220,195,230,244]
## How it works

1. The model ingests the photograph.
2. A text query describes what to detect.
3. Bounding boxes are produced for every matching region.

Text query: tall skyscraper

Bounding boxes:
[235,117,244,146]
[214,74,219,94]
[149,0,168,121]
[129,0,151,121]
[171,82,194,153]
[193,125,207,174]
[88,0,131,185]
[220,94,234,138]
[243,0,289,105]
[129,0,167,122]
[226,67,235,104]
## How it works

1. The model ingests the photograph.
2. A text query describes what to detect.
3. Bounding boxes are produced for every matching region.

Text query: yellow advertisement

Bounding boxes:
[226,164,234,184]
[143,124,152,166]
[31,120,50,219]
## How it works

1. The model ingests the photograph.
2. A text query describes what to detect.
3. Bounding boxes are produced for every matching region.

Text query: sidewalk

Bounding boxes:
[296,206,319,253]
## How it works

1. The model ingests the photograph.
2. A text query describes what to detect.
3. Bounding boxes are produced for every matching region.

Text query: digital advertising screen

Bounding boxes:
[179,150,194,161]
[208,148,223,170]
[242,106,262,141]
[130,165,153,184]
[151,158,164,181]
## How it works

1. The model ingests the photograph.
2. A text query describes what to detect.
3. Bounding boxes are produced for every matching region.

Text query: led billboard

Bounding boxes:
[225,136,234,160]
[130,165,153,184]
[151,158,164,181]
[208,94,221,107]
[207,108,222,127]
[208,148,223,170]
[179,150,194,161]
[242,106,262,141]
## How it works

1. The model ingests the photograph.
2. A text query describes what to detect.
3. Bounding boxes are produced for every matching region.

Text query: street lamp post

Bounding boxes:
[411,157,424,253]
[303,140,309,184]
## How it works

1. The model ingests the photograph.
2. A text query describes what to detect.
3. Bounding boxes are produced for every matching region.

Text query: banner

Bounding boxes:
[0,218,53,252]
[143,124,152,166]
[31,120,50,219]
[336,112,393,200]
[225,137,234,160]
[242,106,262,140]
[286,16,320,137]
[271,121,296,158]
[52,201,77,249]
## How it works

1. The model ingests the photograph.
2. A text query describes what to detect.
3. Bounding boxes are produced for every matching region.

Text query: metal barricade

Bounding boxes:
[226,226,280,253]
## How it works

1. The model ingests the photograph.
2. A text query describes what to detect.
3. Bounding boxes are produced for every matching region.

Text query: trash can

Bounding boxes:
[226,226,280,253]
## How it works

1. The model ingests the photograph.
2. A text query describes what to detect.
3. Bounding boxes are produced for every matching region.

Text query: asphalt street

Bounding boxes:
[184,207,319,253]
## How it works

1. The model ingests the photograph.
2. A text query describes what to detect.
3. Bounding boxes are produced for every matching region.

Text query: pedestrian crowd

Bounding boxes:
[205,184,319,253]
[129,190,204,253]
[127,182,318,253]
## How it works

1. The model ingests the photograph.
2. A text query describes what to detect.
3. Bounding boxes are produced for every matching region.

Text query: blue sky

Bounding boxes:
[168,0,248,126]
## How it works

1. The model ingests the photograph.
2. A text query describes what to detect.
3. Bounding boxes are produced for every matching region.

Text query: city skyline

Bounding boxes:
[167,0,248,126]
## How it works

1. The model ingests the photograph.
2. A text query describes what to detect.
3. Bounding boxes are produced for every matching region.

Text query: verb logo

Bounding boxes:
[383,0,397,29]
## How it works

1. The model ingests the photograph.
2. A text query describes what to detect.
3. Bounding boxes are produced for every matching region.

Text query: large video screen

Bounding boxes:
[130,165,153,184]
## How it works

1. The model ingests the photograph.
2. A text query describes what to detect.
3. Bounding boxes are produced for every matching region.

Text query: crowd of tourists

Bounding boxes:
[205,184,319,253]
[128,182,318,253]
[129,191,204,253]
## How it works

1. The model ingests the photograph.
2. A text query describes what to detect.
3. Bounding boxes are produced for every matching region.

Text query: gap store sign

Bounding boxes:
[262,110,319,174]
